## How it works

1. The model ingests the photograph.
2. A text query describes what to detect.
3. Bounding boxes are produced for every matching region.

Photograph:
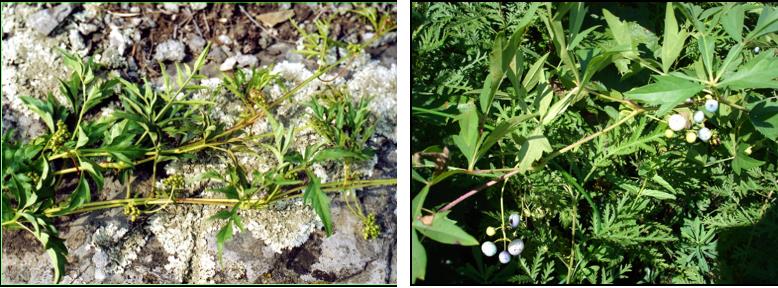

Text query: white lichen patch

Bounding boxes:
[148,205,203,282]
[347,61,397,142]
[1,20,69,140]
[89,221,149,282]
[243,199,322,253]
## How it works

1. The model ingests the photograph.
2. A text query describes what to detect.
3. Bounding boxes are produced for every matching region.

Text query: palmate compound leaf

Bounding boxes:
[624,74,704,116]
[412,210,479,246]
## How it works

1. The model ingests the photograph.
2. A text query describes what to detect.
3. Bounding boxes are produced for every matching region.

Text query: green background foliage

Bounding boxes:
[412,2,778,284]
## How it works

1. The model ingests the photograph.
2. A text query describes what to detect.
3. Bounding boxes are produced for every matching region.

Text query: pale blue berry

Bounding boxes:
[705,99,718,113]
[498,250,511,264]
[698,127,712,142]
[481,241,497,257]
[693,110,705,123]
[508,239,524,256]
[509,213,521,229]
[668,114,687,131]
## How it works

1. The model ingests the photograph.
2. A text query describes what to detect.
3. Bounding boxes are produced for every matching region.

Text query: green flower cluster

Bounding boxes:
[362,213,380,240]
[123,203,140,222]
[163,174,185,190]
[47,120,70,151]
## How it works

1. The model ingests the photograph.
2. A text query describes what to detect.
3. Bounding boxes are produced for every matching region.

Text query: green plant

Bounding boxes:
[1,8,396,283]
[413,2,777,284]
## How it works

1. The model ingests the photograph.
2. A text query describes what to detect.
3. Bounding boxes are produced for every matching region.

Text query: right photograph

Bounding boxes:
[412,2,778,285]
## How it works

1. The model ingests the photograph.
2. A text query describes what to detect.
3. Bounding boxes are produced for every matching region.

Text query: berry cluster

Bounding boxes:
[666,95,720,145]
[480,213,525,264]
[362,212,380,240]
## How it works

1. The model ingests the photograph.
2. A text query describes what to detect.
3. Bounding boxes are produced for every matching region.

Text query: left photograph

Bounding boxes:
[1,3,396,284]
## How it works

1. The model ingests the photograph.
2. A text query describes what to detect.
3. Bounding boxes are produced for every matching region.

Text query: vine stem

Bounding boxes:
[438,108,644,213]
[39,178,395,218]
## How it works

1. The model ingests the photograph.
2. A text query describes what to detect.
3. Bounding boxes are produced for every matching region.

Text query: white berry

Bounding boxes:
[668,114,687,131]
[705,99,719,113]
[508,213,521,229]
[481,241,497,257]
[693,111,705,123]
[698,127,712,142]
[755,47,760,54]
[498,251,511,264]
[508,239,524,256]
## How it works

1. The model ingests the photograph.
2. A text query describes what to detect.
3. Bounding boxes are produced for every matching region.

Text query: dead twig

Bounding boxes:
[238,5,270,34]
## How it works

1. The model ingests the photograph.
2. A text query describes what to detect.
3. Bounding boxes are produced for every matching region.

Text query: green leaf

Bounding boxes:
[522,53,550,92]
[698,35,715,80]
[476,114,534,162]
[661,3,689,73]
[303,173,333,236]
[20,96,55,133]
[515,129,552,173]
[215,220,233,264]
[76,126,89,148]
[314,148,369,162]
[79,159,104,191]
[748,101,778,141]
[451,102,481,170]
[641,189,677,200]
[67,174,91,211]
[209,210,233,220]
[651,174,677,194]
[624,75,704,116]
[721,4,744,42]
[412,229,427,284]
[412,185,430,220]
[1,194,13,223]
[719,53,778,90]
[214,185,239,200]
[732,143,764,175]
[479,32,507,114]
[412,211,479,246]
[716,43,744,80]
[603,9,632,48]
[746,6,778,41]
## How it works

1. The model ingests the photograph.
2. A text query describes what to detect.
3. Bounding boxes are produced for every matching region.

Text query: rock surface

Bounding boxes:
[1,3,397,284]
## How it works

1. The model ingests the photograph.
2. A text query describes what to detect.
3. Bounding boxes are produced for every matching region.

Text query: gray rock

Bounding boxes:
[187,35,206,54]
[154,39,186,62]
[68,28,85,51]
[207,46,227,63]
[235,54,258,68]
[219,56,237,71]
[129,7,140,13]
[162,3,179,13]
[190,3,208,10]
[77,23,98,35]
[26,4,73,35]
[108,26,129,55]
[218,34,232,45]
